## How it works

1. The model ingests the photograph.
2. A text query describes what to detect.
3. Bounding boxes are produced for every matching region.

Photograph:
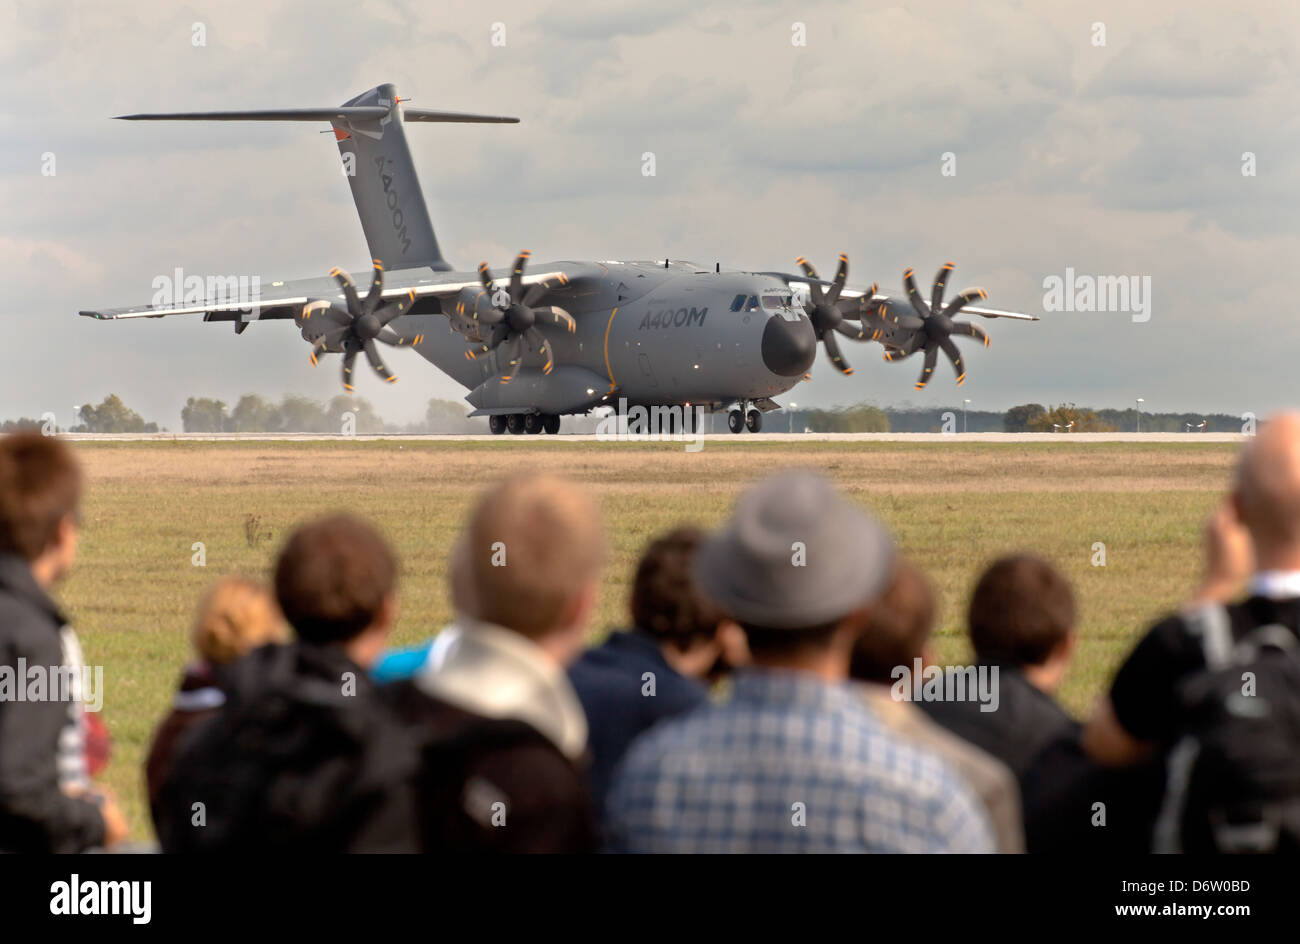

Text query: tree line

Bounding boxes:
[0,395,1247,435]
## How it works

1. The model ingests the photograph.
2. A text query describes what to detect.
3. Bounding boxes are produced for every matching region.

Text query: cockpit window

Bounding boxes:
[730,294,746,312]
[745,295,761,311]
[762,293,794,311]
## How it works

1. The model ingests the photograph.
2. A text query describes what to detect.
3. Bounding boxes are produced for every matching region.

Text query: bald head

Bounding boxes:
[1235,413,1300,555]
[464,473,606,639]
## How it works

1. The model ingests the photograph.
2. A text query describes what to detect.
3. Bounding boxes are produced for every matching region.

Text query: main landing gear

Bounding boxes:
[726,403,763,434]
[490,413,561,435]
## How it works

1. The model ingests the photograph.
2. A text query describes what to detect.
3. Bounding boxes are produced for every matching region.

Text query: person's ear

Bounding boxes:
[374,594,398,634]
[716,620,751,668]
[561,581,599,635]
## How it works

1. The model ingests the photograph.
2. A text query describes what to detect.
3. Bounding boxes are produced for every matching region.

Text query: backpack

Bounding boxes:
[157,647,419,853]
[1153,603,1300,853]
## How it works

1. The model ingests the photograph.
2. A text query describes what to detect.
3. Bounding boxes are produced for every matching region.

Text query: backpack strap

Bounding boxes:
[1233,623,1300,662]
[1154,603,1233,854]
[1183,602,1234,669]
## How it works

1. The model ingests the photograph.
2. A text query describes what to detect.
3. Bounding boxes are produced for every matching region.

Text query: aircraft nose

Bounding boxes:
[761,314,817,376]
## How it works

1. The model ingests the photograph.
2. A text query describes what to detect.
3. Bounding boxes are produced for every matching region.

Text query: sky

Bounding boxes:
[2,0,1297,428]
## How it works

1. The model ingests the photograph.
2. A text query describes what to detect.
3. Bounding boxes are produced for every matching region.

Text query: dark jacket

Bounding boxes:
[386,681,598,854]
[919,660,1163,851]
[919,661,1076,779]
[568,629,708,819]
[144,662,224,828]
[0,553,105,853]
[156,642,420,853]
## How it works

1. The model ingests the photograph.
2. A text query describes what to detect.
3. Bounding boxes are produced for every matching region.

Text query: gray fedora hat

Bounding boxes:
[694,470,895,629]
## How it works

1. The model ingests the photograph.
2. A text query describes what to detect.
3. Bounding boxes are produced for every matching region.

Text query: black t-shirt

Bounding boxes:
[1110,595,1300,745]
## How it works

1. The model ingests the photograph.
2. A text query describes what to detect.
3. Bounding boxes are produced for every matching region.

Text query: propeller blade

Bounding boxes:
[795,257,826,307]
[839,283,879,320]
[375,326,417,347]
[478,262,498,296]
[931,262,954,315]
[341,350,358,393]
[362,259,384,313]
[894,314,926,332]
[938,336,965,385]
[464,342,492,361]
[534,306,576,333]
[832,321,866,341]
[330,267,360,313]
[903,268,931,320]
[308,326,350,365]
[942,287,989,319]
[527,327,555,375]
[301,300,353,328]
[488,323,510,349]
[521,281,547,307]
[950,321,990,347]
[363,338,397,384]
[826,253,848,306]
[914,345,939,390]
[377,289,418,327]
[499,334,523,383]
[510,250,530,301]
[821,329,853,375]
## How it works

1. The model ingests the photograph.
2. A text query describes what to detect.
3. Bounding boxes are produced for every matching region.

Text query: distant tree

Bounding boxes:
[73,395,158,433]
[181,397,231,432]
[1028,403,1116,433]
[421,398,485,433]
[229,394,276,432]
[326,395,385,433]
[275,395,332,433]
[1004,403,1047,432]
[0,418,44,433]
[806,403,889,433]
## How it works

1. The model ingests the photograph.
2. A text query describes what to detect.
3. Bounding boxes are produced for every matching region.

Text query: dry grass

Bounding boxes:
[60,439,1239,838]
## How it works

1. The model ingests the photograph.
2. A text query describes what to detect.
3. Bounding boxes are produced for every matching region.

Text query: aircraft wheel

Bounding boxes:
[543,414,561,435]
[524,413,544,434]
[507,414,526,435]
[746,409,763,433]
[489,415,507,435]
[728,410,745,434]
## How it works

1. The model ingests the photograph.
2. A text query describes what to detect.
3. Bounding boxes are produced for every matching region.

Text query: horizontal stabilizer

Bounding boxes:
[115,107,390,121]
[115,107,518,123]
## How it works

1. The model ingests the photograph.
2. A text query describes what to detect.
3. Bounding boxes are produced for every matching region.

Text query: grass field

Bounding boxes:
[60,439,1239,838]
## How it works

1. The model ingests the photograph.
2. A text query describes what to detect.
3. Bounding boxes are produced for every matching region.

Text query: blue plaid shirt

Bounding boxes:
[605,668,995,853]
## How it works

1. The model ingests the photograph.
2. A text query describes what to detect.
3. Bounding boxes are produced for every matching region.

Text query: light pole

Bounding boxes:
[963,398,970,434]
[789,402,797,433]
[1136,397,1144,433]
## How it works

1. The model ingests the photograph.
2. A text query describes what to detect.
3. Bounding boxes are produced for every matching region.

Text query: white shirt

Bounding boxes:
[1249,570,1300,600]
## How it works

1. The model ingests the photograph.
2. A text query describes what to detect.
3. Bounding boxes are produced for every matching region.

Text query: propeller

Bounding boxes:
[299,259,422,392]
[461,251,575,383]
[793,254,876,375]
[878,262,990,390]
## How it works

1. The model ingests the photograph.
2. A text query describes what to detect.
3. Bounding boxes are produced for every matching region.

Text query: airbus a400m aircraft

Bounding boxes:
[82,83,1036,435]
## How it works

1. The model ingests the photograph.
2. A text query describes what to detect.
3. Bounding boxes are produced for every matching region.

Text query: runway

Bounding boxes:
[62,432,1249,443]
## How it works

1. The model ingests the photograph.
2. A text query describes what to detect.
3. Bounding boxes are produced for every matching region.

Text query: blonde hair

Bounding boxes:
[466,474,606,638]
[192,577,287,664]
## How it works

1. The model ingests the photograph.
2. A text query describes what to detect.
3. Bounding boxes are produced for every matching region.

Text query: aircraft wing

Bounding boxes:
[767,271,1039,321]
[839,289,1040,321]
[79,268,580,324]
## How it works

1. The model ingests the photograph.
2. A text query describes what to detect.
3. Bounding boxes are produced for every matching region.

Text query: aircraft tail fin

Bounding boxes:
[116,82,518,273]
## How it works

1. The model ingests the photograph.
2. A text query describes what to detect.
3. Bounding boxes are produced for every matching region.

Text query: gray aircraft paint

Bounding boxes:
[84,83,1032,422]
